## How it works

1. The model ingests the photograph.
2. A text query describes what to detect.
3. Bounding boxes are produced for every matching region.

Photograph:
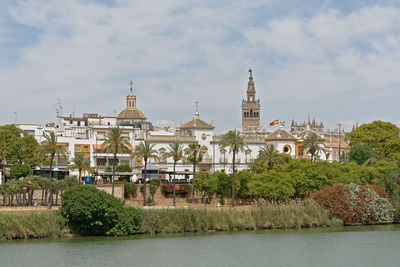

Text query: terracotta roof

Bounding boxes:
[180,118,214,130]
[265,128,297,140]
[117,109,147,121]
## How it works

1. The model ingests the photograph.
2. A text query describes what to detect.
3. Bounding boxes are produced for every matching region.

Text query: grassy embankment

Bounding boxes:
[0,199,342,240]
[0,211,67,240]
[140,199,342,234]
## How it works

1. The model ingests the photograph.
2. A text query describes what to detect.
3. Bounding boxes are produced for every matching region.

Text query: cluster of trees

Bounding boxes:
[192,121,400,209]
[194,159,400,203]
[0,175,78,206]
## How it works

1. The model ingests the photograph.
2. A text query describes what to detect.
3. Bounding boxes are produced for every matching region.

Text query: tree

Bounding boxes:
[10,164,33,179]
[193,172,217,204]
[214,171,233,205]
[300,133,324,162]
[348,143,374,165]
[42,131,67,206]
[166,141,184,206]
[185,143,203,202]
[102,127,130,196]
[0,125,44,182]
[67,152,92,185]
[133,140,158,206]
[346,121,400,160]
[219,129,247,207]
[248,171,295,200]
[258,144,282,173]
[14,133,44,167]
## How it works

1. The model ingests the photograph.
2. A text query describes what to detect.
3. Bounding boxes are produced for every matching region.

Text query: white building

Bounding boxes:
[16,72,348,181]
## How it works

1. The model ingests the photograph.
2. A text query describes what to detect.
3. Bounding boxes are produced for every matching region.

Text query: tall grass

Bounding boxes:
[140,199,343,234]
[0,212,67,240]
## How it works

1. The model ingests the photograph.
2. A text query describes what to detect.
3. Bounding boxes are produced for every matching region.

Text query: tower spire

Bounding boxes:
[126,81,136,109]
[129,80,133,95]
[195,100,199,120]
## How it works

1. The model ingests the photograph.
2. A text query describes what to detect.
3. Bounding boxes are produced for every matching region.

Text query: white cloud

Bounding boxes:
[0,1,399,132]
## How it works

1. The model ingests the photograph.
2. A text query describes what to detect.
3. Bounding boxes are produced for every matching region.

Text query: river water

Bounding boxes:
[1,224,400,267]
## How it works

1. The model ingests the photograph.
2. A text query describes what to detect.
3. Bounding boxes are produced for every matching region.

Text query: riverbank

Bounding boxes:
[0,211,67,240]
[0,199,342,240]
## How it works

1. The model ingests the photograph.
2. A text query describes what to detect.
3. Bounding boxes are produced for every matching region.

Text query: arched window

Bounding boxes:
[250,110,253,117]
[159,148,167,163]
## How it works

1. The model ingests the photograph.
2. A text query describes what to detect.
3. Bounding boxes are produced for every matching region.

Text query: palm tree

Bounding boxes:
[185,143,203,203]
[259,144,282,173]
[166,141,184,206]
[133,140,158,206]
[219,129,247,207]
[67,152,92,185]
[101,127,130,196]
[300,133,324,162]
[42,132,67,206]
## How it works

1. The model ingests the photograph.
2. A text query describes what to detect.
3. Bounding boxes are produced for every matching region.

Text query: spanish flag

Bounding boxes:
[269,119,280,126]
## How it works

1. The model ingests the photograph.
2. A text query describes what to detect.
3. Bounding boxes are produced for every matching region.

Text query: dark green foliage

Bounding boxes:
[349,143,374,165]
[215,171,237,200]
[10,164,33,178]
[60,186,141,236]
[236,170,252,199]
[105,166,112,172]
[108,207,142,236]
[124,182,137,198]
[115,164,132,173]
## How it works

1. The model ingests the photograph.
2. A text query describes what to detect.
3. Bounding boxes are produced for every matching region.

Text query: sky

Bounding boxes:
[0,0,399,133]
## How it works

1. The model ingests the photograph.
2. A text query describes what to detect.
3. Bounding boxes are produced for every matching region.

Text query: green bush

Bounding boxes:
[10,164,33,179]
[105,166,112,172]
[248,171,295,200]
[115,164,132,173]
[60,186,141,236]
[125,183,137,199]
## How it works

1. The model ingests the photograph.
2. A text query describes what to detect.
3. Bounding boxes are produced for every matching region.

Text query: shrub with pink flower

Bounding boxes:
[311,183,395,225]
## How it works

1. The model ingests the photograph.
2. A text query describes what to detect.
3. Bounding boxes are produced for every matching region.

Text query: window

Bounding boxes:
[108,158,119,165]
[76,147,80,152]
[77,121,81,126]
[250,110,253,117]
[245,149,252,163]
[97,158,106,166]
[220,149,226,163]
[283,145,292,154]
[159,148,167,163]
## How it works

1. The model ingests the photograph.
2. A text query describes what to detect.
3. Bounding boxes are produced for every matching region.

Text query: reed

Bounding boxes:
[0,211,67,240]
[140,199,342,234]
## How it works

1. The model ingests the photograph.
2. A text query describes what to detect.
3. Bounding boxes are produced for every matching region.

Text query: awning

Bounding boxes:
[93,144,102,150]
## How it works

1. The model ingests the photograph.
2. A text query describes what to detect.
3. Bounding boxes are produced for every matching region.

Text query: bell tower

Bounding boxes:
[126,80,136,110]
[242,69,260,132]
